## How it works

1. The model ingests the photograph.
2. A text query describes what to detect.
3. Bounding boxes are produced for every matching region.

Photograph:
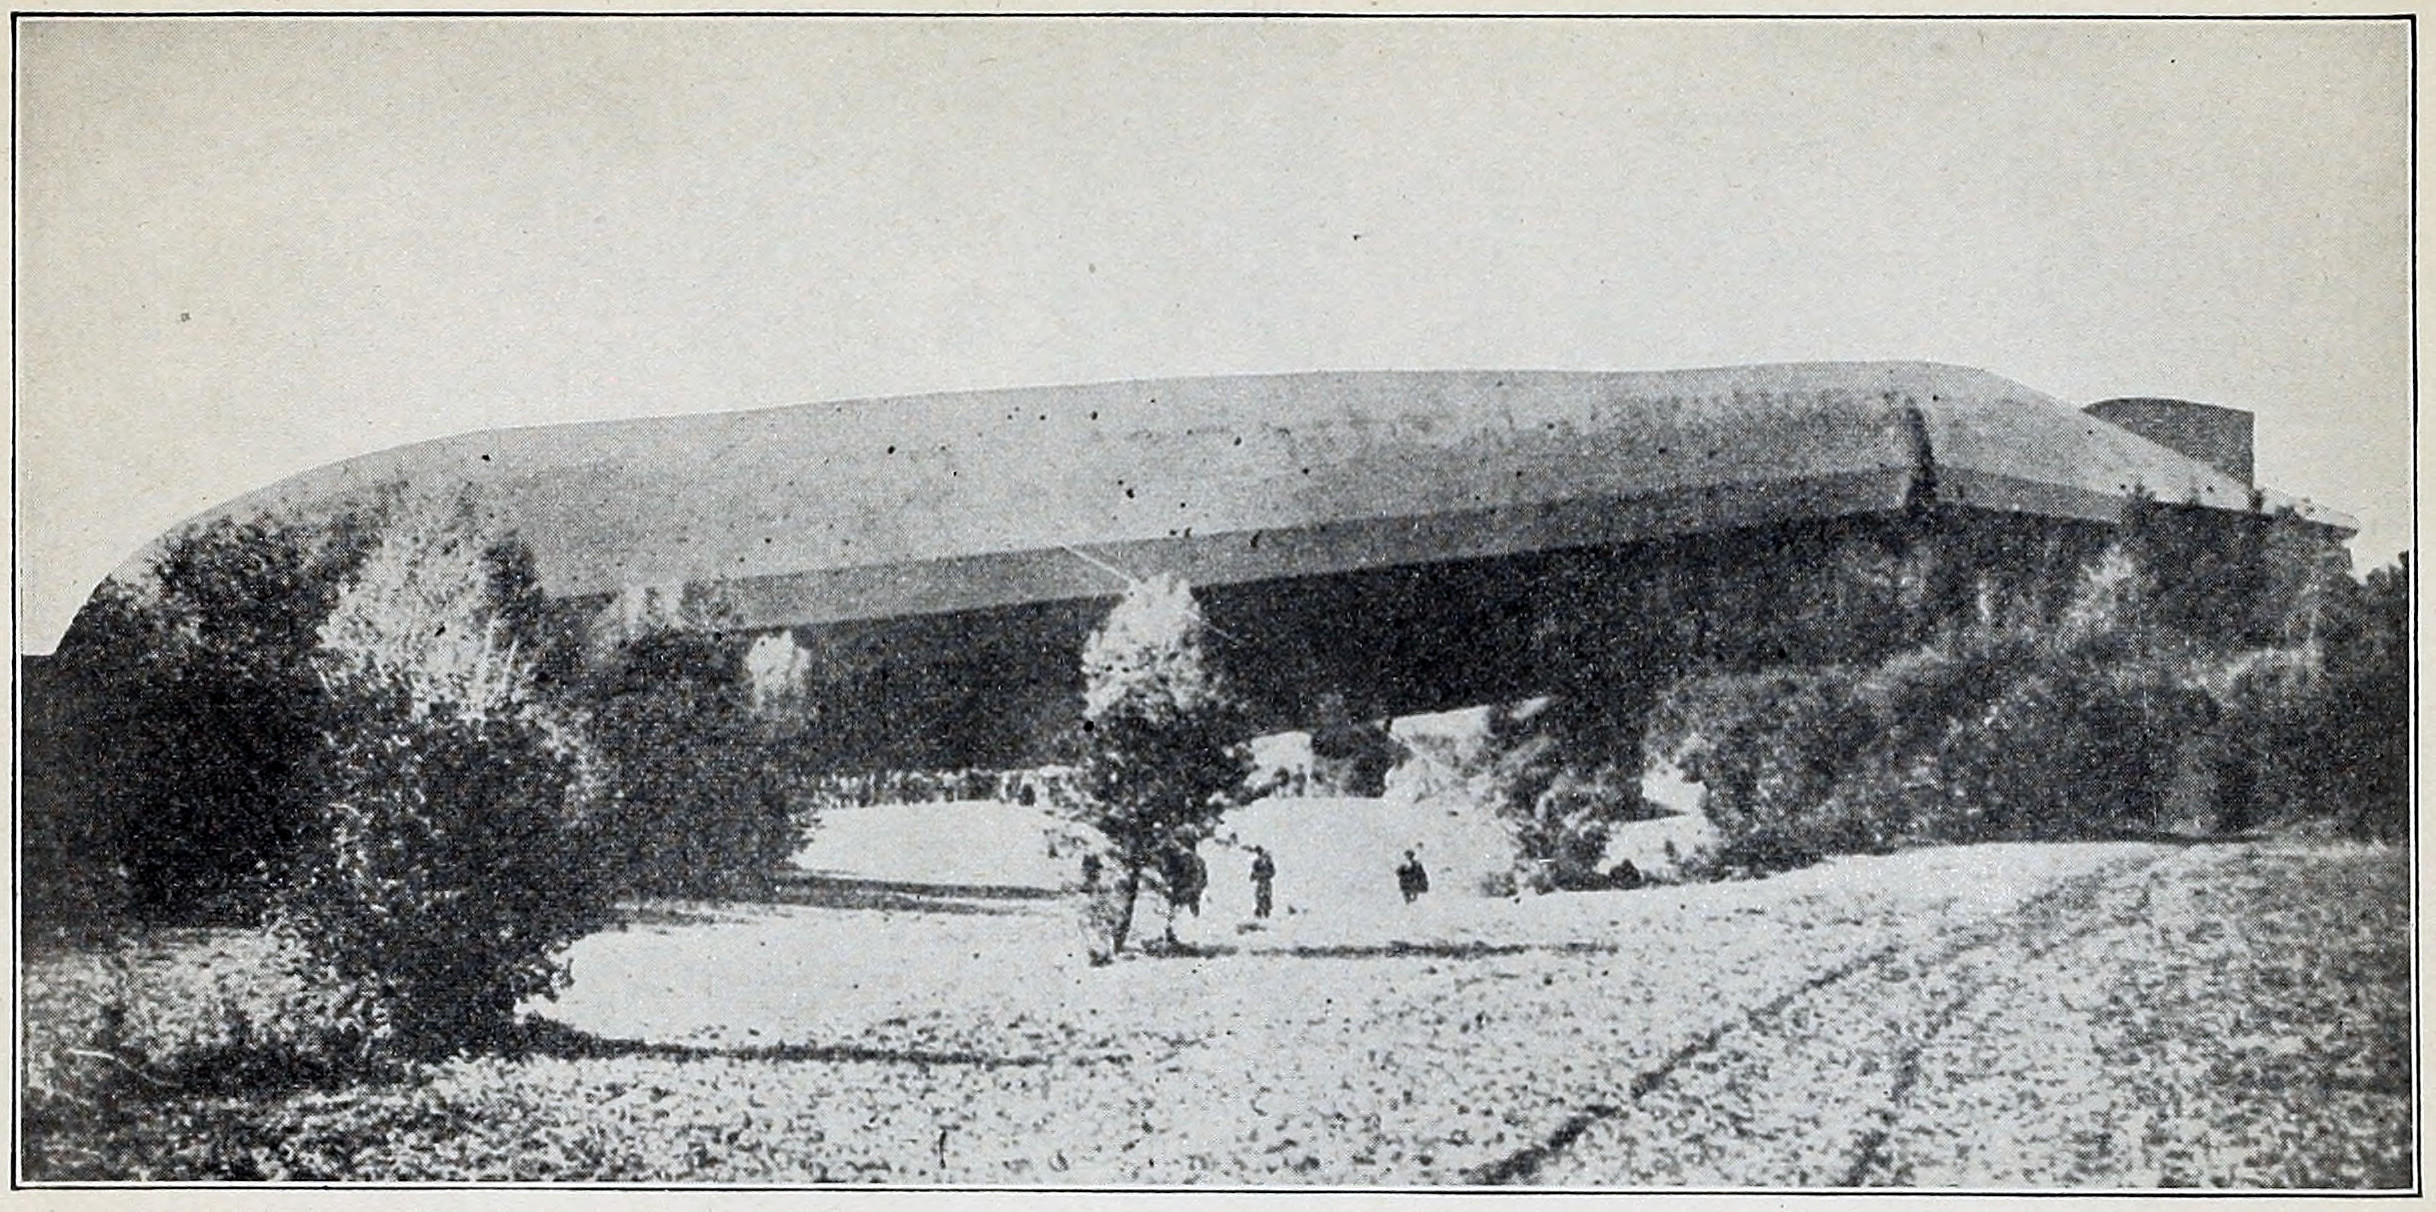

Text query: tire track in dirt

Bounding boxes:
[1862,844,2413,1188]
[1486,849,2168,1187]
[1834,856,2147,1185]
[1464,942,1900,1184]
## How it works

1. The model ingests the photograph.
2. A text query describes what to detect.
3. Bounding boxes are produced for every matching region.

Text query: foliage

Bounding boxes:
[796,767,1085,814]
[19,927,377,1144]
[1073,575,1252,954]
[1481,702,1652,889]
[2117,490,2269,641]
[587,626,803,898]
[1566,497,2405,870]
[1308,700,1408,797]
[1930,644,2208,841]
[1647,666,1884,872]
[1648,545,2228,865]
[1483,519,1966,882]
[27,503,389,925]
[2334,555,2413,839]
[2212,551,2411,840]
[275,490,612,1055]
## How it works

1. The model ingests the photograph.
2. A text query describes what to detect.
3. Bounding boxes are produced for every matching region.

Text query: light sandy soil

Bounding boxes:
[24,797,2410,1187]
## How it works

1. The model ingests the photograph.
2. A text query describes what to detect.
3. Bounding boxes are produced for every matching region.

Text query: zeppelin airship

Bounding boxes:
[111,360,2355,767]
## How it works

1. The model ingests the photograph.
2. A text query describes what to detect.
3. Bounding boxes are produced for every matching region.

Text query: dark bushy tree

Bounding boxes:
[276,491,611,1055]
[1935,657,2207,841]
[28,504,386,925]
[2340,555,2413,840]
[1647,666,1884,872]
[2120,490,2273,643]
[1540,489,2400,873]
[1308,692,1406,797]
[1481,701,1655,889]
[282,676,605,1053]
[2216,548,2410,840]
[1074,576,1251,957]
[587,626,802,898]
[1648,545,2219,866]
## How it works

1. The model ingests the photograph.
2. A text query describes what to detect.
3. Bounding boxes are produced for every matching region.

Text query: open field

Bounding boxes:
[19,799,2413,1187]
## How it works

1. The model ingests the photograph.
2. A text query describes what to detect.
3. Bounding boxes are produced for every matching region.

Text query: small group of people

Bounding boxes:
[1242,842,1425,914]
[1169,842,1282,923]
[1076,837,1430,960]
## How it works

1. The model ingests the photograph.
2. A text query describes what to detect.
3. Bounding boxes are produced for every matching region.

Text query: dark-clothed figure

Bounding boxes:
[1250,847,1276,919]
[1170,848,1207,917]
[1160,844,1207,946]
[1396,849,1430,903]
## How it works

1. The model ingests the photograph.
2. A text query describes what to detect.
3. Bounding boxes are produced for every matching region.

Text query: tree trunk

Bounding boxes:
[1110,866,1141,955]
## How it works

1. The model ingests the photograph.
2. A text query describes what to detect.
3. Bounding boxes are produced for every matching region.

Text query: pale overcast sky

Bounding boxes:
[14,16,2412,652]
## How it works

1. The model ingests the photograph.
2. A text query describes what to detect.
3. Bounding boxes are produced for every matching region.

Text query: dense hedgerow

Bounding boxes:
[1647,569,2201,867]
[1641,513,2407,870]
[2210,555,2412,840]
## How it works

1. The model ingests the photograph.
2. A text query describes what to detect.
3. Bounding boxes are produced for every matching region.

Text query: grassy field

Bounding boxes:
[18,800,2413,1188]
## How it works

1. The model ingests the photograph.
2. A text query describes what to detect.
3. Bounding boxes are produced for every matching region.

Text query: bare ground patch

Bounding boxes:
[19,841,2407,1186]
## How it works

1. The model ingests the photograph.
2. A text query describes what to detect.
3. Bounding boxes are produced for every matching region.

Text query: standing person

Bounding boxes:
[1160,843,1207,947]
[1170,844,1208,916]
[1396,848,1429,904]
[1250,846,1276,919]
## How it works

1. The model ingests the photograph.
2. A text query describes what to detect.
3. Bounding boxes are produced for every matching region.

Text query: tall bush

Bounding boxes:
[1648,666,1885,871]
[28,505,386,925]
[2213,552,2410,839]
[1481,702,1652,889]
[1648,544,2221,866]
[275,491,610,1054]
[587,626,803,897]
[1543,500,2393,872]
[1931,650,2207,840]
[1074,575,1251,956]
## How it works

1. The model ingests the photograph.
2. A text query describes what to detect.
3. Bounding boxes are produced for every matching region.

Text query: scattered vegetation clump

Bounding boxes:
[1480,701,1660,889]
[1072,575,1253,956]
[20,927,372,1166]
[1307,692,1409,797]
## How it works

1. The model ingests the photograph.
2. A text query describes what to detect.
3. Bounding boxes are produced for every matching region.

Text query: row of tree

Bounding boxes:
[24,480,2405,1045]
[26,490,814,1053]
[25,484,1264,1046]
